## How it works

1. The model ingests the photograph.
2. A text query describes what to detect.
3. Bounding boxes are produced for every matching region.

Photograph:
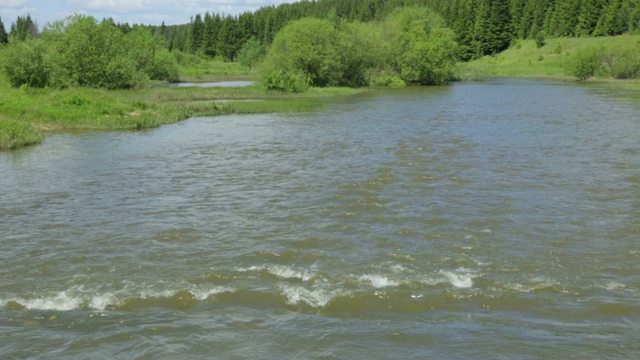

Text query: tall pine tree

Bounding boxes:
[575,0,604,36]
[486,0,512,53]
[0,17,8,45]
[10,14,38,41]
[190,14,204,53]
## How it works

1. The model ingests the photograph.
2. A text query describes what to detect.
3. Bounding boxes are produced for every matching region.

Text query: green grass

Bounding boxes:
[483,35,640,81]
[0,68,367,149]
[0,118,44,149]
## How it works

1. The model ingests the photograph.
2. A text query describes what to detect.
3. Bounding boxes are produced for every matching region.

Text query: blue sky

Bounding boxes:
[0,0,296,29]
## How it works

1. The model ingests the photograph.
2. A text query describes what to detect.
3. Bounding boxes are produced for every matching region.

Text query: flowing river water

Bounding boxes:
[1,79,639,359]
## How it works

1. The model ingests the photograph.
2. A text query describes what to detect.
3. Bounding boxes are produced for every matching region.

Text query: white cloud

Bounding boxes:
[1,0,30,8]
[1,0,299,28]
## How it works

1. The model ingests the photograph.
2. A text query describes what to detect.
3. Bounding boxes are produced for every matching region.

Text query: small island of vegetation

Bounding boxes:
[1,0,640,149]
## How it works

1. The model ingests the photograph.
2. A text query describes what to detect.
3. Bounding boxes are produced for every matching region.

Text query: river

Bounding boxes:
[1,78,639,359]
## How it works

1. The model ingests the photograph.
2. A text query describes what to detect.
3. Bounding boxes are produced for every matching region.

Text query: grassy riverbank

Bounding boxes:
[0,71,365,149]
[3,36,640,150]
[480,35,640,85]
[460,35,640,106]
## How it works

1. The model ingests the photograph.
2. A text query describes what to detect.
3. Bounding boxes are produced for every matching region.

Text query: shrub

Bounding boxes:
[567,45,606,80]
[606,47,640,79]
[2,40,51,88]
[535,32,546,48]
[148,48,179,82]
[366,68,406,86]
[263,69,310,93]
[553,41,563,55]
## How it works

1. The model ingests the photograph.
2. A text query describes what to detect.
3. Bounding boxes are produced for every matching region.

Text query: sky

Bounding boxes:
[0,0,297,29]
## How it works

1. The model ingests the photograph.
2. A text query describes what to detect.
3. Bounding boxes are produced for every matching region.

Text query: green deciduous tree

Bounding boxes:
[1,39,51,87]
[387,8,458,85]
[262,18,341,87]
[58,15,136,89]
[336,21,386,87]
[237,37,265,70]
[2,14,178,89]
[126,26,178,81]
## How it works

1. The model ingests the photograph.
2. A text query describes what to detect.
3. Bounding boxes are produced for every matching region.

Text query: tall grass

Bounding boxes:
[0,119,44,149]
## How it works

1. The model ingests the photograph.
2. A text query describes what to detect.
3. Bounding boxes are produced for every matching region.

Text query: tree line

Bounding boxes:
[158,0,640,61]
[2,0,640,89]
[2,0,640,60]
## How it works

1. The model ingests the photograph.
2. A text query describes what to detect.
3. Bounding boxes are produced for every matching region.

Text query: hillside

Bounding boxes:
[490,35,640,79]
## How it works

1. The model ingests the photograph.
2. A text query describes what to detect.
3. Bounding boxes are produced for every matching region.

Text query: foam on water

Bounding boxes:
[11,291,84,311]
[359,274,401,288]
[279,285,342,308]
[190,286,236,301]
[601,282,626,291]
[390,264,411,273]
[438,269,475,288]
[1,285,235,311]
[238,264,315,281]
[504,276,562,293]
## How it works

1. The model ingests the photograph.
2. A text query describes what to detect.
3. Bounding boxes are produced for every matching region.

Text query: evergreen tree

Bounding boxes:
[594,0,626,35]
[10,14,38,41]
[472,0,491,57]
[575,0,604,36]
[202,13,220,57]
[554,0,581,36]
[452,0,477,60]
[0,17,8,45]
[154,21,168,42]
[510,0,527,38]
[486,0,512,53]
[217,17,239,61]
[190,14,204,53]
